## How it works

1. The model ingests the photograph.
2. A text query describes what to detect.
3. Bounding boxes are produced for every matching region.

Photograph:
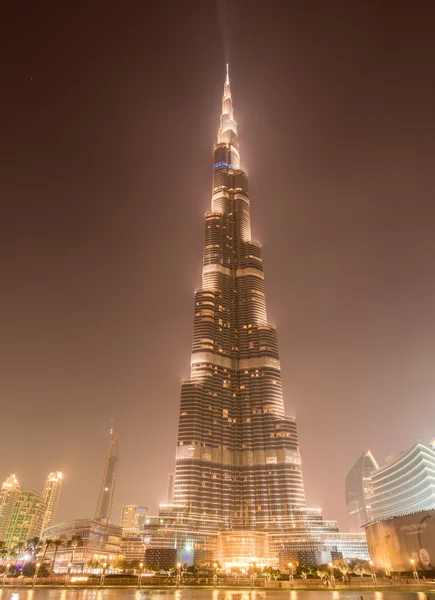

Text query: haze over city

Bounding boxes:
[2,0,435,532]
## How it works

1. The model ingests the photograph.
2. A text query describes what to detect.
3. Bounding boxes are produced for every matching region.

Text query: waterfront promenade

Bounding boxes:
[1,575,434,592]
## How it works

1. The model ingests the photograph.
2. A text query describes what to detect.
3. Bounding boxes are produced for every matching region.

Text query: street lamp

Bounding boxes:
[328,562,335,587]
[249,563,255,589]
[100,562,107,587]
[2,563,10,588]
[410,559,418,581]
[65,563,72,587]
[369,560,376,584]
[33,563,41,587]
[288,562,293,585]
[176,562,181,588]
[213,562,218,587]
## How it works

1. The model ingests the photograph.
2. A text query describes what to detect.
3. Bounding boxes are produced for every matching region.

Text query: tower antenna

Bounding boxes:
[226,63,229,85]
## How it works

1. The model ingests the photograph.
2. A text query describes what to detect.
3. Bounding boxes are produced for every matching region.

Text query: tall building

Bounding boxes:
[348,441,435,528]
[140,67,371,568]
[41,471,63,534]
[345,450,379,530]
[173,64,305,535]
[95,431,119,524]
[370,441,435,522]
[120,504,149,530]
[167,473,175,503]
[4,489,46,548]
[0,474,21,542]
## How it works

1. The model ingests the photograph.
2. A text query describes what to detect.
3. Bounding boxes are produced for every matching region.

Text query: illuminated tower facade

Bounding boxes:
[95,432,119,524]
[4,489,46,547]
[41,471,63,534]
[0,474,21,542]
[173,67,306,532]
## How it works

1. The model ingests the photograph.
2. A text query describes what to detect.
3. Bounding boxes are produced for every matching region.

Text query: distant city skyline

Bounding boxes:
[2,1,435,530]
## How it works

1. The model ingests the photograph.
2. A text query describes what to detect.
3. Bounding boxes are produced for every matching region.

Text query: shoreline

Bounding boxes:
[1,585,435,592]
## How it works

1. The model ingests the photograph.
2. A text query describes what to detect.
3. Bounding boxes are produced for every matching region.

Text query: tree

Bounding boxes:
[38,564,51,578]
[42,538,54,562]
[22,562,36,577]
[263,566,281,580]
[316,565,329,580]
[112,557,129,572]
[353,560,371,577]
[334,559,350,581]
[87,558,105,572]
[26,537,43,561]
[0,542,9,561]
[11,542,26,563]
[295,564,310,579]
[67,534,83,564]
[51,538,64,570]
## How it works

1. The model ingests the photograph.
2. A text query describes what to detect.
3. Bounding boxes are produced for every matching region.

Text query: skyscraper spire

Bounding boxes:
[95,430,119,524]
[225,63,229,85]
[172,70,306,533]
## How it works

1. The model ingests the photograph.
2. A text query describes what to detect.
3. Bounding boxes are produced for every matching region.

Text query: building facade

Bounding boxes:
[345,450,379,530]
[41,518,122,571]
[121,504,149,530]
[369,441,435,522]
[0,474,21,542]
[41,471,63,534]
[365,509,435,572]
[95,432,119,524]
[167,473,175,503]
[4,489,46,548]
[174,65,305,537]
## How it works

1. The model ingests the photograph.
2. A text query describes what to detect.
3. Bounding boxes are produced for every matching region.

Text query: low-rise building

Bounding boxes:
[41,518,122,571]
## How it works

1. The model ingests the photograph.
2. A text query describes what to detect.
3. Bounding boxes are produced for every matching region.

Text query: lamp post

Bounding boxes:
[213,562,218,587]
[138,562,143,588]
[2,563,10,588]
[410,559,418,581]
[250,563,255,589]
[288,562,293,585]
[328,562,335,587]
[65,563,72,587]
[176,562,181,588]
[32,563,40,587]
[100,562,107,587]
[369,560,376,584]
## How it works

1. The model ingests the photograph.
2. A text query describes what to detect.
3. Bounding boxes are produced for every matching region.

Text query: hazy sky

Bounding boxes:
[1,1,435,531]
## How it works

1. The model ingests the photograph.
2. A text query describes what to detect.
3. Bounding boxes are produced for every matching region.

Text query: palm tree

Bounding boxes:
[51,538,64,571]
[67,535,83,565]
[26,537,42,561]
[11,542,26,565]
[42,538,54,562]
[0,542,9,563]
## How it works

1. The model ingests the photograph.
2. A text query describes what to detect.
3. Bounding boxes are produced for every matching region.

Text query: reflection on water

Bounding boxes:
[0,590,431,600]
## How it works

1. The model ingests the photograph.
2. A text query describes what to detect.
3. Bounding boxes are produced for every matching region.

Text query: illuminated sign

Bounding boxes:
[214,163,235,169]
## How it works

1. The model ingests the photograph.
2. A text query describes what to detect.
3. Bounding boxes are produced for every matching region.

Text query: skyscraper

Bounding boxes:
[345,450,378,531]
[4,489,46,548]
[173,66,306,532]
[0,474,21,542]
[41,471,63,534]
[145,67,369,568]
[95,431,119,524]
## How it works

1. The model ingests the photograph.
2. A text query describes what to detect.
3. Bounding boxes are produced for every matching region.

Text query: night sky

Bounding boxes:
[2,1,435,531]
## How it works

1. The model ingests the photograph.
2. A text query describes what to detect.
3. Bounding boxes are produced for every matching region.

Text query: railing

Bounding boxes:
[2,575,435,589]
